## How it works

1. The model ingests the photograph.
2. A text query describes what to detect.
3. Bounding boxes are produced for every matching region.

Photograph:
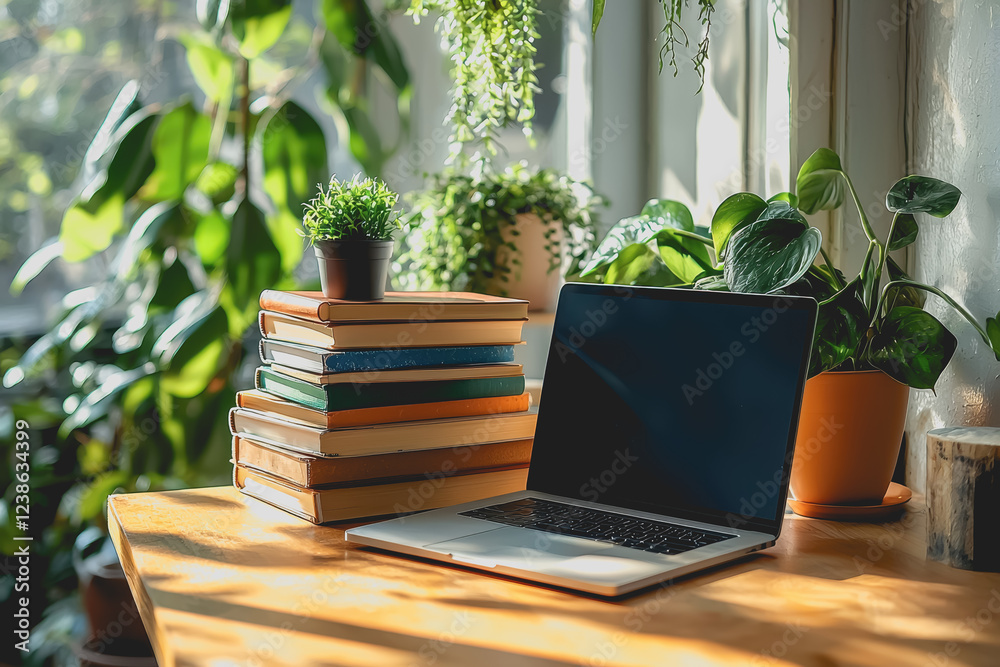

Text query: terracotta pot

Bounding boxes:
[790,370,910,505]
[314,239,393,301]
[490,212,564,312]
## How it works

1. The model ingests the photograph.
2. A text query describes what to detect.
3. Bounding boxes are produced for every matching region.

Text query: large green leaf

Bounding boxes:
[193,209,230,267]
[230,0,292,59]
[160,306,230,398]
[80,81,142,184]
[341,104,385,177]
[640,198,694,232]
[986,313,1000,361]
[724,218,823,294]
[886,175,962,217]
[58,194,125,263]
[711,192,767,260]
[869,306,957,389]
[180,35,235,102]
[261,101,327,271]
[59,364,157,437]
[321,0,409,90]
[580,214,667,277]
[795,147,846,214]
[592,0,606,34]
[755,200,807,225]
[112,202,180,281]
[810,278,868,376]
[226,198,282,317]
[768,192,799,207]
[194,162,239,204]
[887,213,918,251]
[604,243,677,287]
[139,102,212,201]
[654,228,713,283]
[10,239,64,295]
[79,110,159,208]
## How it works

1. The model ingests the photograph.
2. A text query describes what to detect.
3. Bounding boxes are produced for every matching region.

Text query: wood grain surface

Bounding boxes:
[108,487,1000,667]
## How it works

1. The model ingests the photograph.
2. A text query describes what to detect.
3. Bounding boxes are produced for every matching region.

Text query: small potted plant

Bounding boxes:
[302,175,401,301]
[397,163,603,311]
[576,148,1000,511]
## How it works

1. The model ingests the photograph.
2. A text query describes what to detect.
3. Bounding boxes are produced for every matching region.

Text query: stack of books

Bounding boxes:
[230,290,535,524]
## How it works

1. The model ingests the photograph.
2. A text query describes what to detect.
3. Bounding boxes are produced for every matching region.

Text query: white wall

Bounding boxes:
[904,0,1000,492]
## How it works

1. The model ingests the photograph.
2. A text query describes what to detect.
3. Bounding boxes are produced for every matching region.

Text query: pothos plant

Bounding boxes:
[397,163,602,294]
[578,148,1000,389]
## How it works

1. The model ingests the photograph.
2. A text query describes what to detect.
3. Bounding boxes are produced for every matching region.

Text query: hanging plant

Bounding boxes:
[593,0,715,89]
[408,0,540,160]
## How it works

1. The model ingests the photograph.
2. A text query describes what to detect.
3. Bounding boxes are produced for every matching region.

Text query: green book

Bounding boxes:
[255,366,526,412]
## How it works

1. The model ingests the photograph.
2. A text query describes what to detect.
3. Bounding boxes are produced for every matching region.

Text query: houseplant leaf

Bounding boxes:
[724,218,823,294]
[226,198,282,316]
[795,147,846,214]
[640,198,694,232]
[887,213,918,251]
[138,102,212,201]
[180,35,235,102]
[321,0,409,90]
[653,228,713,283]
[755,200,807,225]
[604,243,677,287]
[196,0,230,31]
[868,306,957,389]
[885,256,926,309]
[886,176,962,217]
[230,0,292,59]
[261,101,327,271]
[710,192,766,260]
[810,278,868,376]
[580,214,665,277]
[592,0,606,34]
[986,314,1000,361]
[768,192,798,207]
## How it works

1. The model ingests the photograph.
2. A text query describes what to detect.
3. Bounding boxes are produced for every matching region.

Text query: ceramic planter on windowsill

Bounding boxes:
[790,369,910,506]
[489,212,566,312]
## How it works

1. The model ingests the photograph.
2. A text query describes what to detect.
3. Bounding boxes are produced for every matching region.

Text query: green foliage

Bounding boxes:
[398,163,603,294]
[575,147,1000,390]
[2,0,411,654]
[407,0,540,160]
[593,0,715,89]
[302,176,401,242]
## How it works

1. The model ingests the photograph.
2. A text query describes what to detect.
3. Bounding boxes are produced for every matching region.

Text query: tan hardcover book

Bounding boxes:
[234,464,529,524]
[232,435,534,487]
[268,362,523,385]
[259,311,526,350]
[235,389,532,429]
[229,408,538,457]
[258,290,529,323]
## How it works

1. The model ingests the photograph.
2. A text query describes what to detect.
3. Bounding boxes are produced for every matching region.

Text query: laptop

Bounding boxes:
[345,284,818,596]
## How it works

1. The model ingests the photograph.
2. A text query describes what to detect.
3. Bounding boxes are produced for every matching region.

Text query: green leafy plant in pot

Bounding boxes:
[397,163,602,310]
[302,176,402,301]
[577,148,1000,508]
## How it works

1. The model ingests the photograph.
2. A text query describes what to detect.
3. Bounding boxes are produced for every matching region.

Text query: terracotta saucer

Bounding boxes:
[788,482,912,521]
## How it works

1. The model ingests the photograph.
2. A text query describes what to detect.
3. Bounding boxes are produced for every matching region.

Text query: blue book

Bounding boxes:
[259,340,517,374]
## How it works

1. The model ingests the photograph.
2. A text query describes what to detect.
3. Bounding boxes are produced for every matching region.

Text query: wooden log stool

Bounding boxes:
[926,426,1000,571]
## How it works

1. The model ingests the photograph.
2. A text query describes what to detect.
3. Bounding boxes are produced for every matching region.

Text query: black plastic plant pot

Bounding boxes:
[314,239,394,301]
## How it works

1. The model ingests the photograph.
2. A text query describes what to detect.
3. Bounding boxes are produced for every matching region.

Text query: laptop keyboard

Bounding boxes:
[459,498,734,555]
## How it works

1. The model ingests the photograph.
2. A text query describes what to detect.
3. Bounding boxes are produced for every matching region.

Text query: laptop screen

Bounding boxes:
[528,284,817,534]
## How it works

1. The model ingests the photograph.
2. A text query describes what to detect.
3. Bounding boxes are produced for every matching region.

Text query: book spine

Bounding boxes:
[259,290,323,321]
[325,376,527,411]
[257,368,328,411]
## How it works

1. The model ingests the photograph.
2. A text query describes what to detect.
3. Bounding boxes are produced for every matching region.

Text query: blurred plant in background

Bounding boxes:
[0,0,410,662]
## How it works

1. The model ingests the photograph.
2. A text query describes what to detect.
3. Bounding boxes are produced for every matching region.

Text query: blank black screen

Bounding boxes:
[528,286,815,530]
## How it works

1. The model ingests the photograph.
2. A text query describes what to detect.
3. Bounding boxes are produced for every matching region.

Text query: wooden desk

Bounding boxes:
[109,487,1000,667]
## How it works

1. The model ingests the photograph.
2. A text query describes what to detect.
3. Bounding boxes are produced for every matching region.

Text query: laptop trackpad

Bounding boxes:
[425,527,668,581]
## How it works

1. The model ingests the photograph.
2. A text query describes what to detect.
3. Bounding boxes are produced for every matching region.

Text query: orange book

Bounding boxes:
[235,465,529,524]
[232,435,534,487]
[259,290,528,323]
[259,311,526,349]
[235,389,531,429]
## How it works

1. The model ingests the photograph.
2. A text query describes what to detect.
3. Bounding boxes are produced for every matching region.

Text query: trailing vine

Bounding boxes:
[408,0,540,161]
